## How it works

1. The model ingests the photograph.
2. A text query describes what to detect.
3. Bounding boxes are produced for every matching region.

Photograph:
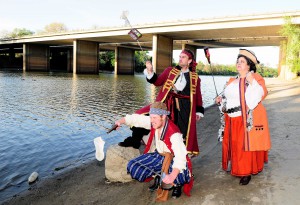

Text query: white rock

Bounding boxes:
[28,171,39,183]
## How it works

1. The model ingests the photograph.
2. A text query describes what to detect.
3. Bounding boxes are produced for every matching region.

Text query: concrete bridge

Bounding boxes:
[0,11,300,76]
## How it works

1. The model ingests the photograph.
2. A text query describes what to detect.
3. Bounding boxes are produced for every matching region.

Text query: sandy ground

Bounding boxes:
[3,77,300,205]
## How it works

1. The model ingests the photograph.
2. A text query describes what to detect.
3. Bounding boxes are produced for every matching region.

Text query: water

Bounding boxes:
[0,71,229,202]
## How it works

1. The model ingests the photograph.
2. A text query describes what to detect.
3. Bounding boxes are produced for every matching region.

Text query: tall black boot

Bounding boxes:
[171,185,182,199]
[148,176,160,192]
[118,127,149,149]
[131,127,150,149]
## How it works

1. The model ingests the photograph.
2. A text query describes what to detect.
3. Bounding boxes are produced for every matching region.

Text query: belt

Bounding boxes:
[169,91,190,99]
[226,106,241,114]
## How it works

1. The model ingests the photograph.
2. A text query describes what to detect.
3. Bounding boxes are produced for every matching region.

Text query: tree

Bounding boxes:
[43,22,68,33]
[279,17,300,75]
[196,61,205,72]
[134,51,151,72]
[196,63,277,77]
[2,28,34,39]
[99,51,115,71]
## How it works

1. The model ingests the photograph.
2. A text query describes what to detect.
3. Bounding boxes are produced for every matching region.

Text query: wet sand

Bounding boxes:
[3,77,300,205]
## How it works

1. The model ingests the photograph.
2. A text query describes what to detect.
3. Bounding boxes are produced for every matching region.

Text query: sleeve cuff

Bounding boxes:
[196,112,204,118]
[143,69,154,79]
[146,73,158,84]
[196,106,204,115]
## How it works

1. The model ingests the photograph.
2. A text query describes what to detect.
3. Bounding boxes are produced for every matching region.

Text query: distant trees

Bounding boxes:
[99,50,151,72]
[134,51,151,72]
[99,51,115,71]
[42,22,68,34]
[0,22,68,39]
[99,53,278,77]
[196,61,278,77]
[10,28,34,38]
[280,17,300,75]
[196,62,237,76]
[0,28,34,39]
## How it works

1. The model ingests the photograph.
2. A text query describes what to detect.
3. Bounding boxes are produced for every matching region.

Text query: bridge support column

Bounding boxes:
[73,40,99,74]
[67,49,73,73]
[114,47,134,75]
[152,35,173,74]
[23,43,49,71]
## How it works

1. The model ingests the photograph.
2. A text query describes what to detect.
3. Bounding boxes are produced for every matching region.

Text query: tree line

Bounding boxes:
[0,22,68,39]
[100,51,278,77]
[279,17,300,76]
[196,61,278,77]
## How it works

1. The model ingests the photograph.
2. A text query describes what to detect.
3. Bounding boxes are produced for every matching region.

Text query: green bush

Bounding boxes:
[196,61,278,77]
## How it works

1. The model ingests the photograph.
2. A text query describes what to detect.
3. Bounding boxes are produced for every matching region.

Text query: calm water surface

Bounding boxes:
[0,71,229,202]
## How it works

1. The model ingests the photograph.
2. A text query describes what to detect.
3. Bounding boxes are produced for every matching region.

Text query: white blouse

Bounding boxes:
[223,79,264,117]
[124,114,187,172]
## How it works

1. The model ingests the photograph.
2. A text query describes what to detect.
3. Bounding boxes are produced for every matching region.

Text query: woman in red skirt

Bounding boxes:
[215,49,271,185]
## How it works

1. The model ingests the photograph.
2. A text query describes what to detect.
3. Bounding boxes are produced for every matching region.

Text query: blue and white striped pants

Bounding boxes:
[127,151,190,186]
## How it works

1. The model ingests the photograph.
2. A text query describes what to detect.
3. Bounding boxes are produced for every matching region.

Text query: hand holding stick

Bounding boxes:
[215,96,222,106]
[145,60,153,75]
[106,117,126,134]
[246,70,254,85]
[106,124,118,134]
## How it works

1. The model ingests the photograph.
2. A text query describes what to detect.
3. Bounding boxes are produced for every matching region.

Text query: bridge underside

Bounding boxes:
[1,11,299,75]
[0,36,285,75]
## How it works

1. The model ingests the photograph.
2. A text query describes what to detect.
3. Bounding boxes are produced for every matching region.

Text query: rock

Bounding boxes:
[28,171,39,183]
[105,144,140,183]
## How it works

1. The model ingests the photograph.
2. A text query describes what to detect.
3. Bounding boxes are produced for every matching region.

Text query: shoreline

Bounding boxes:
[3,77,300,205]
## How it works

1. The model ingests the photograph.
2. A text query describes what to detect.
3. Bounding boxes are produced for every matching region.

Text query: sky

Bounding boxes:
[1,0,300,67]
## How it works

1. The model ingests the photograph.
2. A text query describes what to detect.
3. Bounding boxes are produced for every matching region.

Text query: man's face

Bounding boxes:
[150,114,165,129]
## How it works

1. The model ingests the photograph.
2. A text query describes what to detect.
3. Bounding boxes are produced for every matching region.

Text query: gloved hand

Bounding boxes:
[162,168,180,184]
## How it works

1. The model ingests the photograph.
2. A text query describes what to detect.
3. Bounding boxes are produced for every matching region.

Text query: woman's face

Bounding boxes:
[236,56,250,75]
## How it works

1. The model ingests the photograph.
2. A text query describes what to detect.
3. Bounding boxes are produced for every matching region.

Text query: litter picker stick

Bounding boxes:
[120,11,144,51]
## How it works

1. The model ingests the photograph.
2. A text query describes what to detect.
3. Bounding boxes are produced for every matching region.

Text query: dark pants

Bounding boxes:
[121,126,150,148]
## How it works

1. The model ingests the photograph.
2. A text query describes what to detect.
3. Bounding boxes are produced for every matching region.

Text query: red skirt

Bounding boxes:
[222,115,268,176]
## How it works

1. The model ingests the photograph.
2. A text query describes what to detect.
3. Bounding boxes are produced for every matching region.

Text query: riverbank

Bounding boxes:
[3,77,300,205]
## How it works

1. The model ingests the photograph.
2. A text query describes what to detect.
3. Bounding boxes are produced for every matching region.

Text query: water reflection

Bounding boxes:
[70,73,78,113]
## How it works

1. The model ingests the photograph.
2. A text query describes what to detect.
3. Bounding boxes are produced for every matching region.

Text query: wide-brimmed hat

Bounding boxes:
[239,49,260,64]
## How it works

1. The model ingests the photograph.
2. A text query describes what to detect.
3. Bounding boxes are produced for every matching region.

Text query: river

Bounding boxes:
[0,70,229,202]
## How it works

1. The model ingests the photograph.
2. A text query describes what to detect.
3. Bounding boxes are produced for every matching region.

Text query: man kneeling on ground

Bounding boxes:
[115,102,193,201]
